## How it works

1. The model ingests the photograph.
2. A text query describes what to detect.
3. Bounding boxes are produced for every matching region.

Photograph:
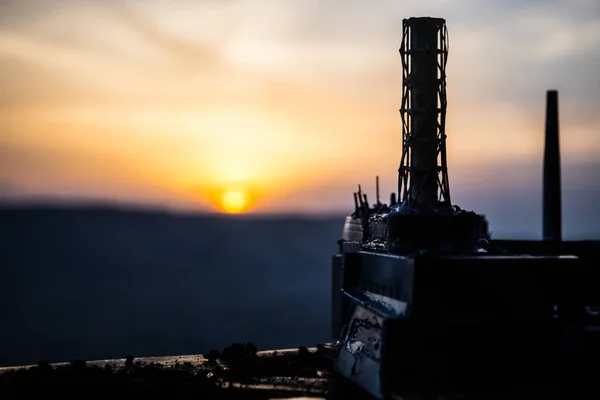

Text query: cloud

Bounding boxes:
[0,0,598,219]
[102,2,227,74]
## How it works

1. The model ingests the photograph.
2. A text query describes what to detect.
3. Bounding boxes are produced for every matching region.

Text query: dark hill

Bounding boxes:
[0,205,344,367]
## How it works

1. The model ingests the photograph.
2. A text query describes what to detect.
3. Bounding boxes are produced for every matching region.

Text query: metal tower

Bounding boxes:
[398,17,451,209]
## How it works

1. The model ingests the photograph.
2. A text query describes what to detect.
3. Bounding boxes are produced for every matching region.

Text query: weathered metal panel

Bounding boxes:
[335,304,384,399]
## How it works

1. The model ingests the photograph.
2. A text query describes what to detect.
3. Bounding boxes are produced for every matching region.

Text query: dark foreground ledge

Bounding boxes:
[0,344,336,400]
[1,342,596,399]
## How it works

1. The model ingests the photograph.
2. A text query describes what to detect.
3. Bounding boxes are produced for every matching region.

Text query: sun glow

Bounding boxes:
[220,189,250,214]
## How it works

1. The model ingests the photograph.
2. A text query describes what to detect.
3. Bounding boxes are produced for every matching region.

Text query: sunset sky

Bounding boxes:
[1,0,599,237]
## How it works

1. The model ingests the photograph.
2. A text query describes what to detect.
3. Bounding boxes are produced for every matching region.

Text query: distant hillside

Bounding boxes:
[0,205,345,367]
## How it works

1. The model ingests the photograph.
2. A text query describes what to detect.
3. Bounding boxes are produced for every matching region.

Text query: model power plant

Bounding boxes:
[331,17,600,398]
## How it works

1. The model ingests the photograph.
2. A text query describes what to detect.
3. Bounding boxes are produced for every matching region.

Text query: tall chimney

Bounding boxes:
[398,17,451,210]
[543,90,562,242]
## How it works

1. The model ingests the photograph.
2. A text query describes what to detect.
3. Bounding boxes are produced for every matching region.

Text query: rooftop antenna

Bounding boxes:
[376,176,381,206]
[357,185,363,207]
[543,90,562,242]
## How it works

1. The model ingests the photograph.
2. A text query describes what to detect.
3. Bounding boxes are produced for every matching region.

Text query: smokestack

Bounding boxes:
[543,90,562,242]
[398,17,451,209]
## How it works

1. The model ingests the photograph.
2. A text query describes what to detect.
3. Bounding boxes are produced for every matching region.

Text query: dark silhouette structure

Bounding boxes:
[331,17,600,399]
[398,17,451,208]
[543,90,562,242]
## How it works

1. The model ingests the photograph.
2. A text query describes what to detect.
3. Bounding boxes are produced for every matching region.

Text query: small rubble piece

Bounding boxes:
[203,349,221,361]
[71,359,87,370]
[124,356,135,369]
[220,343,258,363]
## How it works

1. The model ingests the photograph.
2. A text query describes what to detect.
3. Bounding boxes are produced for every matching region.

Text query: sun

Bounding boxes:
[220,189,249,214]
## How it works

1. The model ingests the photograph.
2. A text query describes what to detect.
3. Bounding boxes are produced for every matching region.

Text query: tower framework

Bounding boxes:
[398,17,451,209]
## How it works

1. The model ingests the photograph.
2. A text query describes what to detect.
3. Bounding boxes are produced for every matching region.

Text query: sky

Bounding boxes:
[0,0,599,237]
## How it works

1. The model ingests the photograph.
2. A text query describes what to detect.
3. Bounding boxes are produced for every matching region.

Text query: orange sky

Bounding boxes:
[0,0,599,219]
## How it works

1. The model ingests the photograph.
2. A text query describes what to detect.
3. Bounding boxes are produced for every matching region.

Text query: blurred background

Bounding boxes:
[1,0,599,366]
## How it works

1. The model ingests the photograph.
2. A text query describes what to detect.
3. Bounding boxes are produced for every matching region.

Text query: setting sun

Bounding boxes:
[221,189,249,214]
